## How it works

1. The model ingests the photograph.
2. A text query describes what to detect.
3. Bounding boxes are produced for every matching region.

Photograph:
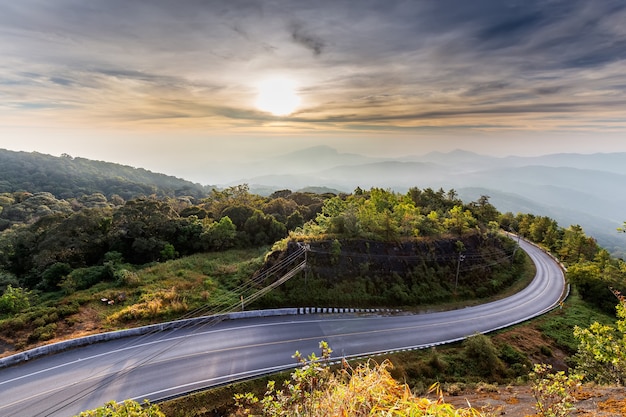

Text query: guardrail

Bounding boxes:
[0,307,398,369]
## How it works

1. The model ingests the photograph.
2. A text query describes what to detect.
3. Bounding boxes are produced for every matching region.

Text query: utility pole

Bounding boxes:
[454,252,465,292]
[304,243,310,287]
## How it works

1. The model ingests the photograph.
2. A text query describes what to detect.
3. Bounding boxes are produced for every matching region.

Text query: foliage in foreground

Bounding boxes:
[234,341,485,417]
[74,400,164,417]
[529,364,582,417]
[573,289,626,385]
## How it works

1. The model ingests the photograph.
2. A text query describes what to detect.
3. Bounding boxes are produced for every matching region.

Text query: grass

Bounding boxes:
[0,247,270,355]
[536,289,616,352]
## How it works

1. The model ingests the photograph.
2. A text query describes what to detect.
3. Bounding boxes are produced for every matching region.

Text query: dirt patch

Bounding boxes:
[493,325,569,371]
[0,304,105,359]
[446,385,626,417]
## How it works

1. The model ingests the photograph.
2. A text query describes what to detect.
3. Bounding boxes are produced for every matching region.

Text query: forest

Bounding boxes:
[1,182,623,315]
[0,148,211,200]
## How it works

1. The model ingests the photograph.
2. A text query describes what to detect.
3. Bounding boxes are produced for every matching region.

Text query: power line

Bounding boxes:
[33,246,309,416]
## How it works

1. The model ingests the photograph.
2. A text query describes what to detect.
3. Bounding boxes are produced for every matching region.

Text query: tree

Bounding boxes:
[469,195,498,224]
[159,243,178,260]
[444,205,476,236]
[202,216,237,250]
[558,225,598,264]
[40,262,73,291]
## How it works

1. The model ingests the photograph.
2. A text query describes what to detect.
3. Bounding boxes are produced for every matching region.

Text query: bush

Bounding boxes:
[68,266,112,290]
[463,333,506,378]
[0,285,31,314]
[30,323,57,342]
[76,399,164,417]
[573,289,626,385]
[529,364,582,417]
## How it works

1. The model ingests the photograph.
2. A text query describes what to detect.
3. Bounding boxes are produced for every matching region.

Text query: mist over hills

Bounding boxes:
[229,146,626,256]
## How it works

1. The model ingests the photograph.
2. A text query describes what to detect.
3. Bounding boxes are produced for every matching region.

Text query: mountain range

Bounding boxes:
[226,146,626,257]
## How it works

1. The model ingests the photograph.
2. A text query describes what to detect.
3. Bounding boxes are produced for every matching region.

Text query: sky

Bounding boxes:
[1,0,626,184]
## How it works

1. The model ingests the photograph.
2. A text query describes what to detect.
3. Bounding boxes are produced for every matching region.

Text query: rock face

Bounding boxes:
[257,234,522,308]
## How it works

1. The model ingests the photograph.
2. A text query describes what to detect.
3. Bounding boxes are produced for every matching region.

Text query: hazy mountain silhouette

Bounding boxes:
[237,147,626,256]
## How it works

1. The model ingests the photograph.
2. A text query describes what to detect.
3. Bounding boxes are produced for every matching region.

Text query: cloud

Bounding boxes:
[1,0,625,137]
[288,21,325,56]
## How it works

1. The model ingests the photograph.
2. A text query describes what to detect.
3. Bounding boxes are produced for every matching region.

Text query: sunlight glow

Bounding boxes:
[255,77,301,116]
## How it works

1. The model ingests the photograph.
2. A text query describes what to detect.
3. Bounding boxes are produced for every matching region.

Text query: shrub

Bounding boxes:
[463,333,505,378]
[0,285,31,314]
[529,364,582,417]
[573,289,626,384]
[76,399,164,417]
[234,341,486,416]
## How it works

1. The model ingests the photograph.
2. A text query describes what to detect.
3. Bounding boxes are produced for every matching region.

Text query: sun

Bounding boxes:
[255,77,301,116]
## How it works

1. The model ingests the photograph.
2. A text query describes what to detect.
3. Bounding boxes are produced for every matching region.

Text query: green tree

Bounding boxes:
[567,262,617,312]
[558,225,598,264]
[469,195,499,224]
[159,243,178,260]
[285,210,304,231]
[40,262,73,291]
[202,216,237,250]
[444,205,476,236]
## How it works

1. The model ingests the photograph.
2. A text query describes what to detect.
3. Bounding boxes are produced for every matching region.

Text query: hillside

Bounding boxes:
[0,148,213,200]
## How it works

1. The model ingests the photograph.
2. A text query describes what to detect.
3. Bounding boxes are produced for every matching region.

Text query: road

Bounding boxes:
[0,238,565,417]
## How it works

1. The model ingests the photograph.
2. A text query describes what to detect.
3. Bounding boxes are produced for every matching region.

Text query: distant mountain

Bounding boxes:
[230,145,385,180]
[0,149,213,200]
[238,146,626,256]
[505,153,626,175]
[405,149,504,172]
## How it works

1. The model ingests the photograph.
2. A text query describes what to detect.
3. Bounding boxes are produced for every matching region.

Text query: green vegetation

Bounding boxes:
[2,150,626,416]
[573,289,626,385]
[0,247,268,349]
[0,148,210,200]
[538,290,615,353]
[74,400,164,417]
[529,364,582,417]
[0,185,320,284]
[502,212,626,314]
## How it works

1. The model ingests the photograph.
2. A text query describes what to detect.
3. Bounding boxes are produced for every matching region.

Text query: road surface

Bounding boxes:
[0,238,565,417]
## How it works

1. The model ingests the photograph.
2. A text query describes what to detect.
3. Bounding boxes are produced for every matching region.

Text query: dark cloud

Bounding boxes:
[288,21,325,56]
[476,11,545,49]
[49,77,73,86]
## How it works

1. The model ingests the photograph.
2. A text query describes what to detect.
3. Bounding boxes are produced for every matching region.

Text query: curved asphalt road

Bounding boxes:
[0,238,565,417]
